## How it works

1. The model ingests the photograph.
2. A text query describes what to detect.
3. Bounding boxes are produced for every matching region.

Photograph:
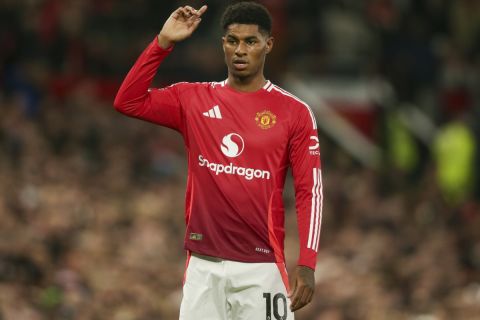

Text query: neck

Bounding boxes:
[227,74,267,92]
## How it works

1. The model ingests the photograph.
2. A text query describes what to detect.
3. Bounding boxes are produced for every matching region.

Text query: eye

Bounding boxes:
[226,38,237,45]
[246,39,257,45]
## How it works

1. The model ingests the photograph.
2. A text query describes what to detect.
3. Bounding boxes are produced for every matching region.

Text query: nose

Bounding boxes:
[235,41,247,56]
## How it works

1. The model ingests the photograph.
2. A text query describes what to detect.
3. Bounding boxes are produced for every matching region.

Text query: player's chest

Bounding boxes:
[185,95,290,152]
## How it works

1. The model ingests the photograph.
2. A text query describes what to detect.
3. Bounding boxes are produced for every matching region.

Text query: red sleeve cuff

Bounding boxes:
[297,255,317,270]
[153,37,175,52]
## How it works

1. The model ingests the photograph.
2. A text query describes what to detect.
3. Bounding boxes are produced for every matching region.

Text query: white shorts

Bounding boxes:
[179,253,295,320]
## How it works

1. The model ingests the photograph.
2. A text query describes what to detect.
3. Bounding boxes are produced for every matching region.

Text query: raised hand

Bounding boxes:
[157,5,208,49]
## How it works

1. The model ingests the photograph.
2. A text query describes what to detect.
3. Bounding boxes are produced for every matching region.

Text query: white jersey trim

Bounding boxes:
[307,168,322,252]
[313,169,323,251]
[213,79,273,91]
[263,80,272,90]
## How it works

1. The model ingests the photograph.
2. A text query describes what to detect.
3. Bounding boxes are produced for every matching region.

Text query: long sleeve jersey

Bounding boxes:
[114,38,323,270]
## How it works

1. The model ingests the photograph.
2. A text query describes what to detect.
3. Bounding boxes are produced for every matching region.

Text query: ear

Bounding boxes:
[265,36,274,54]
[221,36,226,52]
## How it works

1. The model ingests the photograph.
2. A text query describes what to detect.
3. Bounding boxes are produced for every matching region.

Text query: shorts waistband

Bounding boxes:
[191,252,224,262]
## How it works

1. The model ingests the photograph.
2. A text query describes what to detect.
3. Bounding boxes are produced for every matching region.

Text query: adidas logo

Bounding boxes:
[203,105,222,119]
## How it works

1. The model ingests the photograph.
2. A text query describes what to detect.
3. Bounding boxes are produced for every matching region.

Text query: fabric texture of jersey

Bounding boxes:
[114,38,323,270]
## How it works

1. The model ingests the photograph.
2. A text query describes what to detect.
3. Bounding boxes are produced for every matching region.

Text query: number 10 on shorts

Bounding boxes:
[263,292,288,320]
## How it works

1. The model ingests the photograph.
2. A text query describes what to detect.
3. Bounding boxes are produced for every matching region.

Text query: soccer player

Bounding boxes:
[114,2,323,319]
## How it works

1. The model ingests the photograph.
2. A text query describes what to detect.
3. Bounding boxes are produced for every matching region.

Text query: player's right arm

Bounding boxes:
[113,5,207,131]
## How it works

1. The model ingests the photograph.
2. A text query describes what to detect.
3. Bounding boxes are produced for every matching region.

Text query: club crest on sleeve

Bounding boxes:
[255,110,277,129]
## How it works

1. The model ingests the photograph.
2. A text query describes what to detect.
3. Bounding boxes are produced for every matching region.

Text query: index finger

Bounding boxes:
[196,5,207,17]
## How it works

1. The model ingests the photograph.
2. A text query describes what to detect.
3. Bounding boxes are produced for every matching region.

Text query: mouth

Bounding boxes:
[233,60,248,70]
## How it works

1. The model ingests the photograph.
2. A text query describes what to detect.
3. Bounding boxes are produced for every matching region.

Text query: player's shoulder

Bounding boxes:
[166,81,212,90]
[158,80,229,98]
[268,83,312,112]
[268,82,318,129]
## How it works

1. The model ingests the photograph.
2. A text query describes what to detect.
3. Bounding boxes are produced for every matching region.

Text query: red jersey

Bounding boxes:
[114,38,323,270]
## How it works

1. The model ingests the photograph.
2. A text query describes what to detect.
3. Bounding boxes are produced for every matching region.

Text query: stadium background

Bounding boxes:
[1,0,479,319]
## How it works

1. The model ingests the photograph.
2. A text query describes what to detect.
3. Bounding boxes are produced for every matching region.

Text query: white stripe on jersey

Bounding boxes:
[307,168,318,250]
[312,169,323,252]
[271,85,317,130]
[307,168,322,251]
[210,81,223,88]
[263,80,272,89]
[213,105,222,119]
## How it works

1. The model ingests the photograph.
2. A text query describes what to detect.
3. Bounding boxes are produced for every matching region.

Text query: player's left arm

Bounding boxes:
[287,103,322,311]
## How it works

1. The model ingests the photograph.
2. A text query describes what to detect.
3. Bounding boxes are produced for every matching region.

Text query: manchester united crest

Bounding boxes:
[255,110,277,129]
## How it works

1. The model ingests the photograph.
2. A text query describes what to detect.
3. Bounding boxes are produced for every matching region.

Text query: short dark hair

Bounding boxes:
[221,1,272,35]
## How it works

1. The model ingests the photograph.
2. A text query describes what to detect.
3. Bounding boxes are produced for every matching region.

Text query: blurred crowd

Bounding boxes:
[1,0,479,319]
